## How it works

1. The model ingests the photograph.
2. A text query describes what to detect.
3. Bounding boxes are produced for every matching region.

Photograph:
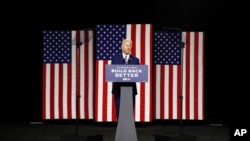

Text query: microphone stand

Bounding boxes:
[154,28,197,141]
[60,31,103,141]
[75,41,82,136]
[163,27,185,135]
[179,41,185,135]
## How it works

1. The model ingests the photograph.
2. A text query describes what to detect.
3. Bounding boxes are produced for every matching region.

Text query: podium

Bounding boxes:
[106,64,148,141]
[115,86,137,141]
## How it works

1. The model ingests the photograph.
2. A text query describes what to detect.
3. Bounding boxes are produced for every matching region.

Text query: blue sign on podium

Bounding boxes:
[105,64,148,82]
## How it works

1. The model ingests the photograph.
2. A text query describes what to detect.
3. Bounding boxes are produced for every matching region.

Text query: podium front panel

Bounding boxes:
[105,64,148,82]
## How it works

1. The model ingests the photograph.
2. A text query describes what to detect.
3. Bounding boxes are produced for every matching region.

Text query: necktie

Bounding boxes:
[125,55,128,64]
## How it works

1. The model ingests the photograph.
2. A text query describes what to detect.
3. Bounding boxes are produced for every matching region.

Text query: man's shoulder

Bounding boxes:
[130,55,139,60]
[111,54,123,62]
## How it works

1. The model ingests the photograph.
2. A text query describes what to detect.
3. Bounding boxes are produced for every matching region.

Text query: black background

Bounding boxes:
[3,0,247,126]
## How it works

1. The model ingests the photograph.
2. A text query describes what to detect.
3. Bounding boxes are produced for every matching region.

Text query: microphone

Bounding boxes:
[76,42,83,46]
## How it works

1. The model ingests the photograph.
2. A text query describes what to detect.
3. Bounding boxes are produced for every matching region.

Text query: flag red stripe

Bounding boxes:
[94,61,99,121]
[148,25,153,121]
[131,25,136,54]
[185,32,191,119]
[50,64,55,119]
[84,31,90,119]
[131,24,138,119]
[76,31,80,119]
[152,66,156,119]
[67,64,72,119]
[140,25,146,121]
[112,94,116,121]
[42,64,46,119]
[58,64,63,119]
[201,33,205,120]
[177,66,182,119]
[194,32,199,119]
[160,66,165,119]
[169,66,174,119]
[102,60,108,122]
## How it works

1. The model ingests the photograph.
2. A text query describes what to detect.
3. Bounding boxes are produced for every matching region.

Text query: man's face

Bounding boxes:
[122,41,132,55]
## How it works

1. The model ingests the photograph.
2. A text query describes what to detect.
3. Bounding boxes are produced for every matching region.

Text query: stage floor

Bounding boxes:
[0,122,229,141]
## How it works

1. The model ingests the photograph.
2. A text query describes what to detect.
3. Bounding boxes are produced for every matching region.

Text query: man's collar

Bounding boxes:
[122,53,130,58]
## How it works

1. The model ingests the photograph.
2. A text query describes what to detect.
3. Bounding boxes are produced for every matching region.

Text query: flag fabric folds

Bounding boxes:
[42,30,94,119]
[153,31,204,120]
[95,24,153,122]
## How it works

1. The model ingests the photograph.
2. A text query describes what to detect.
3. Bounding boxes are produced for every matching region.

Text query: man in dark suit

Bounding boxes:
[111,39,140,119]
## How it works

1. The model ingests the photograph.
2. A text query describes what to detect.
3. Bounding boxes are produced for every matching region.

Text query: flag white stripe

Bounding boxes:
[45,65,51,119]
[134,24,141,121]
[80,31,85,118]
[191,32,195,119]
[126,25,132,39]
[172,66,178,119]
[88,31,94,119]
[71,41,76,119]
[164,66,169,119]
[63,64,68,119]
[144,24,151,121]
[198,32,204,120]
[107,77,113,121]
[97,62,104,121]
[105,60,112,121]
[155,65,161,119]
[182,32,187,120]
[54,64,59,119]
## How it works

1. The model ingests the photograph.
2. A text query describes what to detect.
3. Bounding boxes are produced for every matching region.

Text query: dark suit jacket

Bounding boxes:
[111,53,140,95]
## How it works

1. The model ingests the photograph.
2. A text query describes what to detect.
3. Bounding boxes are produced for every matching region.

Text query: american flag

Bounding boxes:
[154,31,182,65]
[42,30,94,119]
[153,31,204,120]
[95,24,153,122]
